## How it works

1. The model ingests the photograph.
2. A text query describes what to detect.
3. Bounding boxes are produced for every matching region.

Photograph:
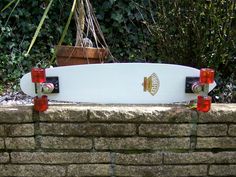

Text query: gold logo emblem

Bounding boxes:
[143,73,160,96]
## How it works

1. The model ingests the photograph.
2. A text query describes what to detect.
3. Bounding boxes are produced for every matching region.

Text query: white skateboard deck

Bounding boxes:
[20,63,216,104]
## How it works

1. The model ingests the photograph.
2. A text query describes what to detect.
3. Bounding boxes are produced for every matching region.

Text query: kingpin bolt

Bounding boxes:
[192,82,202,94]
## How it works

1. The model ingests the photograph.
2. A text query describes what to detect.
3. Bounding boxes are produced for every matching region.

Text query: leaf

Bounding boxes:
[0,0,17,13]
[111,12,123,23]
[26,0,54,55]
[109,0,116,5]
[1,0,21,29]
[57,0,77,46]
[50,0,77,64]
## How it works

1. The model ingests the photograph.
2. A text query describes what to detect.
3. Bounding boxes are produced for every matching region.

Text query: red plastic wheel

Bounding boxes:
[31,68,46,83]
[199,68,215,84]
[34,95,48,112]
[197,95,212,112]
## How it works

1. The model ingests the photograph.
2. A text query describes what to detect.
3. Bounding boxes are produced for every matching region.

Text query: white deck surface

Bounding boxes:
[20,63,216,104]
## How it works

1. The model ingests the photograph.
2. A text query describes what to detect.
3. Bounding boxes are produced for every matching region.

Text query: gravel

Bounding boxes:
[0,91,75,106]
[0,92,33,105]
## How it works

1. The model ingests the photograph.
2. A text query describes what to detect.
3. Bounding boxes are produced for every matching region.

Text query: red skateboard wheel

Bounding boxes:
[34,95,48,112]
[31,68,46,83]
[197,95,212,112]
[199,68,215,84]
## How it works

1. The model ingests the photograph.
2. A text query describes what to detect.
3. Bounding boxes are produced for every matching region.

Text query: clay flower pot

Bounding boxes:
[55,45,109,66]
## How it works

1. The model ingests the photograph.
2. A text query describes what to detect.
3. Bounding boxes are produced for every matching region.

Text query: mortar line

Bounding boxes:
[32,109,42,151]
[3,124,7,151]
[189,110,199,152]
[109,151,116,177]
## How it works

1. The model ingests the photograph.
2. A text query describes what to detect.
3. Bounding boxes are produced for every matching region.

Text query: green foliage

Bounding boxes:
[0,0,73,85]
[149,0,236,77]
[26,0,55,55]
[0,84,3,95]
[93,0,158,62]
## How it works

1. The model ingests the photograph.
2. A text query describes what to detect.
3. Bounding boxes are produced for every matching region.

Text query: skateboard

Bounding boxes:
[20,63,216,112]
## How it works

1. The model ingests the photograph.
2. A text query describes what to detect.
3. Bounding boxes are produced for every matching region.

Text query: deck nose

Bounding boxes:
[20,73,35,97]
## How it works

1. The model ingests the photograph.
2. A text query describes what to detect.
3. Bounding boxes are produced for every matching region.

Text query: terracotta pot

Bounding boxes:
[55,45,108,66]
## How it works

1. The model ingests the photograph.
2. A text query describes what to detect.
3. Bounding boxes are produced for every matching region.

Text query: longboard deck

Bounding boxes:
[20,63,216,104]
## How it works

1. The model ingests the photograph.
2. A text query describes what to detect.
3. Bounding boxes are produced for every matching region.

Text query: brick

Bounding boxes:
[11,152,110,164]
[115,153,163,165]
[89,107,193,123]
[4,124,34,137]
[41,137,92,150]
[139,124,191,137]
[209,165,236,176]
[0,107,33,123]
[198,104,236,123]
[115,165,163,177]
[229,124,236,136]
[213,152,236,163]
[0,124,34,137]
[0,125,5,136]
[162,165,207,176]
[5,137,35,150]
[0,153,9,163]
[0,138,4,149]
[196,137,236,149]
[95,137,189,150]
[39,106,87,122]
[164,152,236,164]
[115,165,207,177]
[68,164,110,176]
[0,164,66,176]
[197,124,228,136]
[39,123,136,136]
[164,152,214,164]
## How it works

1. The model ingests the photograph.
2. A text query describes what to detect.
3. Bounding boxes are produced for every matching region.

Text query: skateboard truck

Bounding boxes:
[187,68,215,112]
[31,68,48,112]
[31,68,60,112]
[186,68,215,112]
[197,68,215,112]
[31,67,60,112]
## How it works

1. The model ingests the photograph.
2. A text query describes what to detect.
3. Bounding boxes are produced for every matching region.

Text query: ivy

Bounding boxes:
[93,0,158,62]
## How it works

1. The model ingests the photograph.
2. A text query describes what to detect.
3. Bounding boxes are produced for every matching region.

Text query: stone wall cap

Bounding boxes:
[0,103,235,112]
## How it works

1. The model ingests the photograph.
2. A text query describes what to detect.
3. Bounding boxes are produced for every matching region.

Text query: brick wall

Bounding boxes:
[0,104,235,177]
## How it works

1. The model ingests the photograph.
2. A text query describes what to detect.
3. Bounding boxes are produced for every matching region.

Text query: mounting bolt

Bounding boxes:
[191,82,202,94]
